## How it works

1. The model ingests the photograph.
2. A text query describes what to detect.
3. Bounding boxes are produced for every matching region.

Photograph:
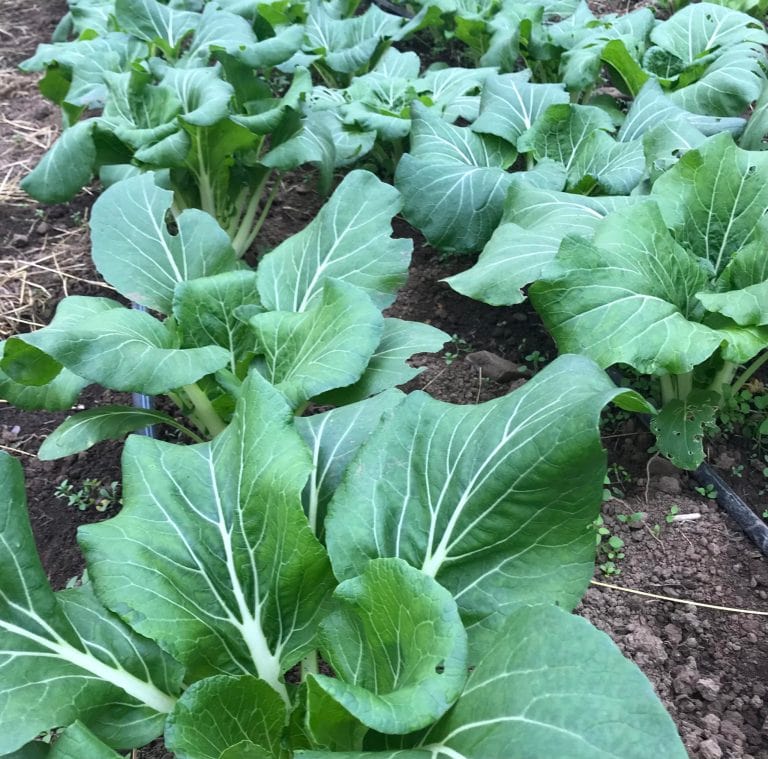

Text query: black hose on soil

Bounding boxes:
[608,369,768,557]
[691,462,768,556]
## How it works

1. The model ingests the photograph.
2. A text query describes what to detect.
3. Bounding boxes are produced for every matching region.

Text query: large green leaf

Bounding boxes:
[325,354,649,655]
[20,34,142,110]
[151,62,235,128]
[257,171,411,313]
[395,103,516,253]
[310,559,467,735]
[0,454,182,755]
[80,373,335,692]
[38,406,201,460]
[471,70,569,147]
[183,3,258,65]
[251,280,384,408]
[304,3,404,75]
[517,103,615,174]
[567,130,644,194]
[316,318,450,405]
[20,296,230,395]
[21,120,96,203]
[416,65,496,123]
[115,0,200,52]
[299,605,686,758]
[173,270,262,365]
[697,236,768,326]
[649,3,768,116]
[619,79,745,143]
[530,203,724,375]
[296,390,405,537]
[46,722,122,758]
[445,182,636,306]
[165,676,286,759]
[651,133,768,275]
[410,605,687,758]
[0,341,87,412]
[91,172,236,314]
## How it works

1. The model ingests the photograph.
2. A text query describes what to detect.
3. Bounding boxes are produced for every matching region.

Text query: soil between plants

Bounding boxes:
[1,2,767,758]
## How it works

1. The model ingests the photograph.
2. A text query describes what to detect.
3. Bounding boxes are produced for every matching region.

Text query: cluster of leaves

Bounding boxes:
[1,354,690,758]
[20,0,514,253]
[390,1,768,470]
[0,169,447,457]
[3,0,743,755]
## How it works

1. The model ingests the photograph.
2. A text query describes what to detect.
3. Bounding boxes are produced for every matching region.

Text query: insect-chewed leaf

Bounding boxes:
[325,354,651,657]
[91,172,236,313]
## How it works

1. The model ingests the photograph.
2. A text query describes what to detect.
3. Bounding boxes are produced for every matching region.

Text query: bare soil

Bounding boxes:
[1,2,767,758]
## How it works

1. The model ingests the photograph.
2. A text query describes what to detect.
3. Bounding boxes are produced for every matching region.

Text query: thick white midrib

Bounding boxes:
[0,618,176,714]
[429,747,467,759]
[143,186,184,282]
[208,457,287,705]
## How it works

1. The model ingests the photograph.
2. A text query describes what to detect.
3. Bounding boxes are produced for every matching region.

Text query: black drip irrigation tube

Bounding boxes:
[131,303,155,439]
[607,370,768,558]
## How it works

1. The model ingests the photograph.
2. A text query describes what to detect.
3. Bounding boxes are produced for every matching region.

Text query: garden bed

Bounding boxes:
[1,1,768,758]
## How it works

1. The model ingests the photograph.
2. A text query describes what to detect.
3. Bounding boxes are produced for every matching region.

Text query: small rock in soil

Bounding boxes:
[701,714,721,735]
[465,350,530,381]
[625,625,668,662]
[657,475,682,494]
[699,738,723,759]
[697,677,722,701]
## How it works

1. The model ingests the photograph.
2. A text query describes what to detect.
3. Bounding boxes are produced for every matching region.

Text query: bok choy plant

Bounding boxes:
[0,170,447,458]
[530,133,768,468]
[0,353,688,757]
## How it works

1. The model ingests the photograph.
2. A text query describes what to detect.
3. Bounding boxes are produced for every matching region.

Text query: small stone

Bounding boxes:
[664,623,683,646]
[36,221,50,235]
[511,312,527,322]
[11,234,28,248]
[701,714,721,735]
[698,738,722,759]
[697,677,721,701]
[657,475,682,494]
[625,626,668,661]
[465,351,530,381]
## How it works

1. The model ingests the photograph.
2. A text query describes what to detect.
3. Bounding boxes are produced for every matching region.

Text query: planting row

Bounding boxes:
[3,0,768,756]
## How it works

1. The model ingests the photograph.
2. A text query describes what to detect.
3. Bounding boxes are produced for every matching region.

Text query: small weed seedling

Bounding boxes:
[592,515,626,576]
[665,504,680,523]
[442,334,473,366]
[617,511,645,525]
[695,483,718,500]
[55,478,121,512]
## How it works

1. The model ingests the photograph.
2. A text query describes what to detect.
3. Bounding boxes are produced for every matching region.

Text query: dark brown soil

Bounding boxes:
[1,2,767,758]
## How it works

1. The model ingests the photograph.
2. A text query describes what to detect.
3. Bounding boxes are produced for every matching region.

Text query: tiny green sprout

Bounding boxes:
[617,511,644,524]
[665,504,680,523]
[695,483,717,500]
